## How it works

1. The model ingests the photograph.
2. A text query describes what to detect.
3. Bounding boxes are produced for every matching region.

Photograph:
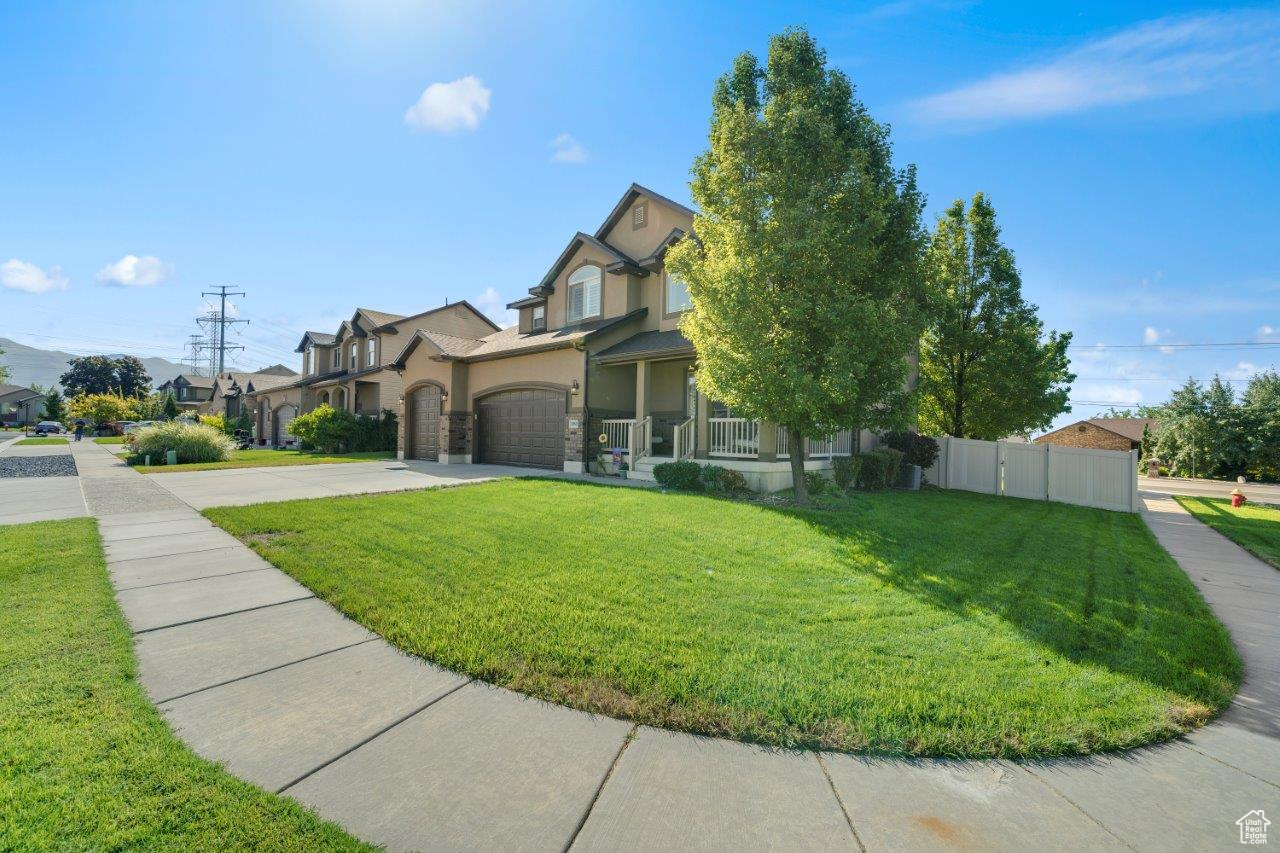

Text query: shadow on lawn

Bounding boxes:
[770,489,1240,718]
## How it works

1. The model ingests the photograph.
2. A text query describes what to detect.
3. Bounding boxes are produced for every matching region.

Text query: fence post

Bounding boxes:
[995,441,1005,496]
[1130,449,1140,513]
[1043,442,1051,501]
[943,435,953,490]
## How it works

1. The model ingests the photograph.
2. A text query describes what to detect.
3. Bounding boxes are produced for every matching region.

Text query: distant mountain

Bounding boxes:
[0,337,190,392]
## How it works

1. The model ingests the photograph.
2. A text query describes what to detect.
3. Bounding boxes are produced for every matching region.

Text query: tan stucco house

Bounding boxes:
[387,183,871,490]
[208,365,299,426]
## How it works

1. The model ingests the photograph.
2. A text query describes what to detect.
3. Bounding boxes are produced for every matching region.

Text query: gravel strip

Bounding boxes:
[0,455,79,478]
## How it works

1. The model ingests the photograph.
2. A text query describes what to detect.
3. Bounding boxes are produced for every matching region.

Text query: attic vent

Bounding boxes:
[632,202,647,230]
[1077,425,1087,432]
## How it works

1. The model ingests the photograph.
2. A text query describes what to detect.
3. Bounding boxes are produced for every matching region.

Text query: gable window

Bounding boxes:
[305,344,314,375]
[350,341,358,370]
[366,338,376,366]
[532,304,546,332]
[567,264,602,323]
[666,271,692,314]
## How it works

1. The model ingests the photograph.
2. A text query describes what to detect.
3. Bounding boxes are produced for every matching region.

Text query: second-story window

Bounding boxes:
[567,264,601,323]
[350,341,358,370]
[305,344,313,375]
[532,305,546,331]
[666,271,692,314]
[366,338,376,366]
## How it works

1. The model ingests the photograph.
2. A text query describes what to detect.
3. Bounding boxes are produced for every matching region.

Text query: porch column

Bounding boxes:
[694,390,710,459]
[758,422,778,463]
[635,360,651,418]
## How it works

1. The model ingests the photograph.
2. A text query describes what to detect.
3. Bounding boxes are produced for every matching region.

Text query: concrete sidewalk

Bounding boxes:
[0,437,86,525]
[68,440,1277,851]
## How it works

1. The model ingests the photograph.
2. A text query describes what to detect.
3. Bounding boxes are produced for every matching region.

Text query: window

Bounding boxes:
[305,344,313,375]
[567,265,602,323]
[532,304,546,331]
[366,338,376,366]
[350,341,358,370]
[666,271,691,314]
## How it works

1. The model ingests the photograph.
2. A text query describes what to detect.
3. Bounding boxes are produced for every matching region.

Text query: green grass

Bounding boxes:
[134,449,394,473]
[0,518,368,850]
[93,435,128,444]
[13,437,67,445]
[205,481,1240,758]
[1175,496,1280,569]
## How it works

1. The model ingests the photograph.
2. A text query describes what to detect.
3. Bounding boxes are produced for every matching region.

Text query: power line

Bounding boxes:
[200,285,248,375]
[1070,342,1280,351]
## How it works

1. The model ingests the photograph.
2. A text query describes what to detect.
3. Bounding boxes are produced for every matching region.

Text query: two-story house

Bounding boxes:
[244,302,499,446]
[388,183,870,490]
[208,365,299,425]
[157,374,215,413]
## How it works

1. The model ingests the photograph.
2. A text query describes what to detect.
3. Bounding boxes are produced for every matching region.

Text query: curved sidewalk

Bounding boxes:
[69,440,1278,851]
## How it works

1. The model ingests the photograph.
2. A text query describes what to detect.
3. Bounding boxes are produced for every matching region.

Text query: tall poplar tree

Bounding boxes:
[665,29,927,503]
[917,193,1073,439]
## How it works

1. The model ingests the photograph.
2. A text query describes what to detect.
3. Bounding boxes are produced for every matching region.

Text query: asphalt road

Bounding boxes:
[1140,475,1280,505]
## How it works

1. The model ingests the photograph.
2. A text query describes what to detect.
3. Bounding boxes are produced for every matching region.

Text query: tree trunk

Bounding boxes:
[788,431,809,504]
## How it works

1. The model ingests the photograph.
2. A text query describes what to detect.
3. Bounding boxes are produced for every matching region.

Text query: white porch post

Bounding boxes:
[635,360,651,420]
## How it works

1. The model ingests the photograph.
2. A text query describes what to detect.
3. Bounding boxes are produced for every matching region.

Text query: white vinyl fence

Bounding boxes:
[925,436,1139,513]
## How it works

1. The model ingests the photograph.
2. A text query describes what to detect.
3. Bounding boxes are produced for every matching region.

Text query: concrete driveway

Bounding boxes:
[0,438,87,525]
[145,458,643,510]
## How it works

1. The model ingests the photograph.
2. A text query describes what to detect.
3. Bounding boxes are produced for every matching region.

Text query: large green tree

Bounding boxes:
[59,355,151,397]
[1241,370,1280,481]
[917,194,1073,439]
[666,29,927,503]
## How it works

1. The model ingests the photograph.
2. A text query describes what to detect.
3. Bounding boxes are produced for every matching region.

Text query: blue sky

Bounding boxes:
[1,0,1277,429]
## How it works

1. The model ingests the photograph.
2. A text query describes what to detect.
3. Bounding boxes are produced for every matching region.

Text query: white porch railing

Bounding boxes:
[777,427,855,458]
[632,416,652,461]
[673,418,695,460]
[602,418,635,456]
[709,418,759,458]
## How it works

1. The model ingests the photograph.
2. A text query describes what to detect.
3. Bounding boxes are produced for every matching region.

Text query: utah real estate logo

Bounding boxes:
[1238,810,1270,845]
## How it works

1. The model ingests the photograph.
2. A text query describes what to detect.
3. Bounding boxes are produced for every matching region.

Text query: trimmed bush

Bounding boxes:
[701,464,749,495]
[833,456,862,491]
[131,422,234,464]
[289,404,357,453]
[880,447,905,486]
[881,431,940,470]
[653,459,703,491]
[856,451,890,490]
[804,470,828,496]
[350,410,398,453]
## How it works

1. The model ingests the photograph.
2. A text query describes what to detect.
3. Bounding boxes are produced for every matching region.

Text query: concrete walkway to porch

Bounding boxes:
[68,438,1277,851]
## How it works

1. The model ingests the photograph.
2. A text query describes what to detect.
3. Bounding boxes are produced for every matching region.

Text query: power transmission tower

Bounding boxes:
[200,285,248,375]
[181,334,206,376]
[195,311,222,377]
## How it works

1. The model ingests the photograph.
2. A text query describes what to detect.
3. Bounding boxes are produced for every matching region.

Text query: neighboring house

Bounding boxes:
[1034,418,1158,452]
[208,365,299,424]
[388,183,890,490]
[0,384,45,424]
[156,374,215,413]
[242,303,499,446]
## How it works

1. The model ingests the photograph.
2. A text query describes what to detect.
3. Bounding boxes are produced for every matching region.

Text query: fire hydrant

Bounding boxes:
[1231,488,1247,508]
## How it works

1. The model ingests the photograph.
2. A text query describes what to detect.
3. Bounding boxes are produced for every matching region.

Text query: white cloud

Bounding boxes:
[96,254,173,287]
[404,76,491,133]
[909,9,1280,126]
[1258,324,1278,341]
[550,133,587,164]
[474,286,517,328]
[1,259,68,294]
[1142,326,1160,345]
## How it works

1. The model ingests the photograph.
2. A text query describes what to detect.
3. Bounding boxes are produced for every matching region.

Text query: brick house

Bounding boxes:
[1034,418,1158,453]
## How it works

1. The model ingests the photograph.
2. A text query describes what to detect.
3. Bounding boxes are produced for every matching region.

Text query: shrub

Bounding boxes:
[67,393,132,430]
[881,431,940,470]
[804,470,828,495]
[131,422,234,464]
[289,404,357,453]
[880,447,905,486]
[701,464,749,495]
[833,456,863,491]
[856,451,890,490]
[349,410,397,452]
[198,413,226,432]
[653,459,703,491]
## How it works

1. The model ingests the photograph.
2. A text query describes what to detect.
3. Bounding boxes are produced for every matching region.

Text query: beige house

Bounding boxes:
[208,365,299,424]
[388,183,879,491]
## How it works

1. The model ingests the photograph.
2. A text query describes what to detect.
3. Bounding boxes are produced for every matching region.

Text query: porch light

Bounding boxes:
[571,379,580,395]
[440,388,449,402]
[397,396,404,407]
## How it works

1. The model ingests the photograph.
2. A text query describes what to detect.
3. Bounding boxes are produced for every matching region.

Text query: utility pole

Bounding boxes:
[200,285,248,375]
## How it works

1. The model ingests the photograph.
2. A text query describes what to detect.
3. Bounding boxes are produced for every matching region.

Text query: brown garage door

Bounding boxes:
[477,388,565,469]
[410,386,441,461]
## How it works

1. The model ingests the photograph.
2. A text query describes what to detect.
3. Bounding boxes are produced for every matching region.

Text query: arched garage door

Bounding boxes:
[476,388,565,469]
[273,406,297,446]
[409,385,441,461]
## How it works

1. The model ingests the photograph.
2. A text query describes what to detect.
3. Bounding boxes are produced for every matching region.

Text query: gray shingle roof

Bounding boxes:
[593,329,694,363]
[460,310,646,362]
[1086,418,1159,442]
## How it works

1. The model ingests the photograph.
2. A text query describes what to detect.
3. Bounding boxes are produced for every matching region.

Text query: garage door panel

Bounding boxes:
[274,408,296,445]
[411,386,441,461]
[477,388,565,469]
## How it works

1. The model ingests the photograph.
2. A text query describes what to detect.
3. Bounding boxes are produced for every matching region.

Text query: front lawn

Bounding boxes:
[13,437,67,446]
[1175,496,1280,569]
[134,449,394,473]
[0,518,366,849]
[206,481,1240,758]
[93,436,128,445]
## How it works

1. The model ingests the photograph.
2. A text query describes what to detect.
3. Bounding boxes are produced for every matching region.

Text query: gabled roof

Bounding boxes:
[172,374,214,389]
[377,300,501,334]
[594,183,696,240]
[389,329,486,369]
[0,383,39,398]
[1086,418,1159,442]
[636,227,688,268]
[458,309,646,362]
[295,331,337,353]
[355,307,406,329]
[244,373,297,394]
[511,232,641,308]
[593,329,694,364]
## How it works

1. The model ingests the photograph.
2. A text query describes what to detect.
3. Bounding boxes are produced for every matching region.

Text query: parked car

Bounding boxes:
[33,421,65,435]
[124,420,157,434]
[101,420,137,436]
